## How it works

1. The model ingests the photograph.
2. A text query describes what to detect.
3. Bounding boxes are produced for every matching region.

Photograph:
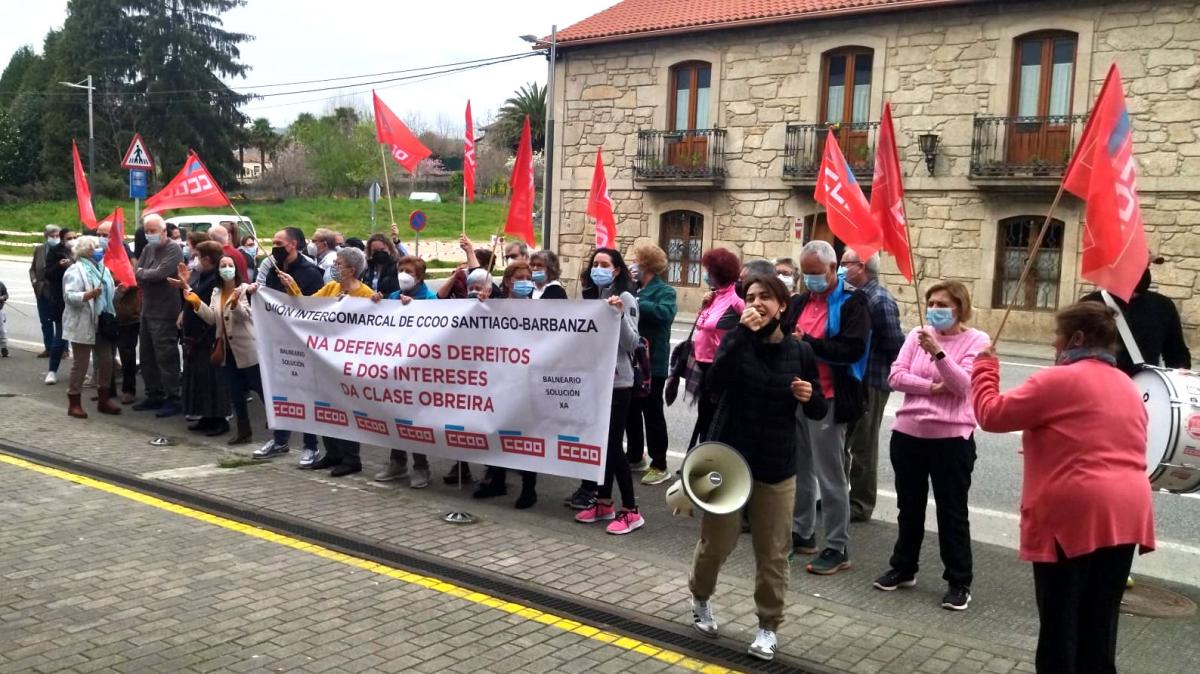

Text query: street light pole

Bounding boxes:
[542,25,556,250]
[59,75,96,179]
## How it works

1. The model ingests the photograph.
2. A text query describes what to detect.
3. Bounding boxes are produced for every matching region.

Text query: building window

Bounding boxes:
[801,213,846,261]
[1012,32,1077,119]
[660,210,704,286]
[992,216,1064,310]
[821,48,873,126]
[669,62,711,131]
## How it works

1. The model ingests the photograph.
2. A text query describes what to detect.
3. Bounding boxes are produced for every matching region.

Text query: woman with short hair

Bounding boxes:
[687,248,743,447]
[362,234,400,296]
[625,243,677,485]
[169,241,233,437]
[530,250,567,299]
[61,235,120,418]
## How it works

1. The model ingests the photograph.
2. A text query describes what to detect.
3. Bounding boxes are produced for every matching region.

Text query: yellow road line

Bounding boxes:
[0,453,741,674]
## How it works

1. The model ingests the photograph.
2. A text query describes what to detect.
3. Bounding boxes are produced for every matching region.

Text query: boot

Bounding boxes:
[97,388,121,415]
[228,416,252,445]
[67,394,88,419]
[205,418,231,437]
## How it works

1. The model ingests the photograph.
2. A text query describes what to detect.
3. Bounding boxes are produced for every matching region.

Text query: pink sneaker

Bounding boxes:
[606,508,645,535]
[575,501,616,523]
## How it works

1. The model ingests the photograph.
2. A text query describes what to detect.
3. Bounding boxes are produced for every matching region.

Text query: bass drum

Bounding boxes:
[1134,366,1200,493]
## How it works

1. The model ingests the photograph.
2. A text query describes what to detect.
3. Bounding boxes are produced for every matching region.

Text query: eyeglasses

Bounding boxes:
[505,254,520,261]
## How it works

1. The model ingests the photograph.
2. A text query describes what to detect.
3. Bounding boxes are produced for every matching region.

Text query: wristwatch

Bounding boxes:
[934,350,946,361]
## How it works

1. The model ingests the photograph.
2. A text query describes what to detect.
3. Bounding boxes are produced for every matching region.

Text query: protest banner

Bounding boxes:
[252,288,621,482]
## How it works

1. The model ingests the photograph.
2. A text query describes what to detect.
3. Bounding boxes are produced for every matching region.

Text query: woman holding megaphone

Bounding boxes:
[688,274,827,662]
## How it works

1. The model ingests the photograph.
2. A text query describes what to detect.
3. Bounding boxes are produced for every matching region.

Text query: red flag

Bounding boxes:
[71,140,97,230]
[815,132,881,260]
[373,91,432,174]
[143,151,232,215]
[1063,64,1147,301]
[464,100,476,203]
[870,103,913,282]
[503,116,537,247]
[102,208,136,287]
[587,149,617,249]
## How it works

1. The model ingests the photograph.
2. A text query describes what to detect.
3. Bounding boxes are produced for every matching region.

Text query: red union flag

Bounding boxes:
[102,208,136,287]
[815,132,881,261]
[143,151,231,215]
[71,140,97,229]
[504,115,537,247]
[870,103,913,282]
[373,91,431,174]
[587,149,617,249]
[464,100,476,203]
[1063,64,1148,301]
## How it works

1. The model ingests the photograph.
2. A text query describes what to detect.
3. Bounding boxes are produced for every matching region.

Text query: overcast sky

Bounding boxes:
[0,0,616,129]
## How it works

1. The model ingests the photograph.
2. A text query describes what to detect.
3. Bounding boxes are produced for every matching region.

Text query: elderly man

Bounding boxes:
[309,228,340,282]
[840,250,904,522]
[29,224,66,358]
[503,240,529,265]
[206,224,249,284]
[132,214,185,416]
[783,240,870,575]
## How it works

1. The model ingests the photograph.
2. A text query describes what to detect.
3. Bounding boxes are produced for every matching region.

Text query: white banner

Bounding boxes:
[252,288,619,481]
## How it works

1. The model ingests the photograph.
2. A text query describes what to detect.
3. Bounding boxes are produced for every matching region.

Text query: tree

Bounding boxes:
[291,112,375,197]
[0,46,39,112]
[491,82,546,153]
[248,117,279,171]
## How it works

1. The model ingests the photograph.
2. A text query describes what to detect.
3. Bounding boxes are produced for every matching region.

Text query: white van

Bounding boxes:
[165,215,257,243]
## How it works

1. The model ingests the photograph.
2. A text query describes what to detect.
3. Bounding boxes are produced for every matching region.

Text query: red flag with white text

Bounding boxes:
[71,140,97,229]
[373,91,432,174]
[587,149,617,249]
[464,100,476,203]
[503,116,537,247]
[1063,64,1148,301]
[815,132,881,260]
[143,151,231,215]
[870,103,913,282]
[102,208,136,287]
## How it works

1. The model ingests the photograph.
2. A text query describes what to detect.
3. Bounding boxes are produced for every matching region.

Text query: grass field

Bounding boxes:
[0,196,511,247]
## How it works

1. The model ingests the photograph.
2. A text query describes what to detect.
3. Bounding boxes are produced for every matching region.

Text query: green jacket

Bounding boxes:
[636,275,678,377]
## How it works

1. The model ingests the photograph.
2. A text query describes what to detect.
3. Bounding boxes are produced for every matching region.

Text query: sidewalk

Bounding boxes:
[1,355,1194,673]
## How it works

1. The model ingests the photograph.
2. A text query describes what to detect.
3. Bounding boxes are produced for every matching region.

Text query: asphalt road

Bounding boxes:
[2,255,1197,584]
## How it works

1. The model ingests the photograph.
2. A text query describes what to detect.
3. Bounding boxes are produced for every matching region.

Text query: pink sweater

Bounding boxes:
[693,285,744,364]
[889,327,990,440]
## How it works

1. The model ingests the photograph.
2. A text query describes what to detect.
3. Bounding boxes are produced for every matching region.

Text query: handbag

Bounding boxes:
[209,294,230,366]
[97,311,119,342]
[665,321,698,406]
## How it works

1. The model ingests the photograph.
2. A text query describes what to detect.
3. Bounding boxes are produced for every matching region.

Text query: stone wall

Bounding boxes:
[550,0,1200,346]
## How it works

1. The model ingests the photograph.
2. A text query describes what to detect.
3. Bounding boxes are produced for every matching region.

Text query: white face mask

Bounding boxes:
[397,272,416,291]
[306,242,318,258]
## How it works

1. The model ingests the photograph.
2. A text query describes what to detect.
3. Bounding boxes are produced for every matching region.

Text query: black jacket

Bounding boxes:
[1081,289,1191,376]
[706,325,827,484]
[43,243,72,318]
[782,287,870,424]
[265,253,325,296]
[362,260,400,297]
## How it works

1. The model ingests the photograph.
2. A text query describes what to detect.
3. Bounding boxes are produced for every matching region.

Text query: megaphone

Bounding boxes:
[665,442,753,517]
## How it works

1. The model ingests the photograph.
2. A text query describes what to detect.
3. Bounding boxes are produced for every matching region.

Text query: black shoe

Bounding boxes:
[1,348,8,358]
[204,419,230,437]
[941,585,971,611]
[155,399,182,418]
[132,397,164,411]
[791,532,818,555]
[514,488,537,510]
[806,547,851,576]
[309,454,338,471]
[472,479,507,499]
[329,463,362,478]
[873,569,917,591]
[188,418,215,432]
[564,486,596,510]
[443,462,473,484]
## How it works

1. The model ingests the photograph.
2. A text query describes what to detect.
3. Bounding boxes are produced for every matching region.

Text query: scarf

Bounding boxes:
[81,258,115,315]
[1056,347,1118,367]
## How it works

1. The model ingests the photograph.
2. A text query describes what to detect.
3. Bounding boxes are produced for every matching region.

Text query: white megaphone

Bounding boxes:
[665,442,753,517]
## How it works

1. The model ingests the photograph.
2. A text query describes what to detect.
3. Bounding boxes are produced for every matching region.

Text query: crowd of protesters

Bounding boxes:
[17,215,1158,667]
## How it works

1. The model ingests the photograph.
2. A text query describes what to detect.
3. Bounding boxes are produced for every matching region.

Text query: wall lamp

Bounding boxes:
[917,133,940,176]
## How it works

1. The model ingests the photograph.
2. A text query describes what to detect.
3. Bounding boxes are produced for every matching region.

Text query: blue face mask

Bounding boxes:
[91,249,105,262]
[803,273,829,294]
[512,280,535,297]
[704,273,715,288]
[98,238,108,251]
[531,270,547,285]
[47,237,60,246]
[182,246,193,261]
[146,234,161,245]
[926,307,956,330]
[590,267,614,288]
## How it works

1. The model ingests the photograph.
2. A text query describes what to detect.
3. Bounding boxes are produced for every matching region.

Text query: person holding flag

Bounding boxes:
[96,213,141,405]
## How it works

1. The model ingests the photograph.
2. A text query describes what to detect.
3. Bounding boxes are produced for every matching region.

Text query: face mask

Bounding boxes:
[397,272,416,291]
[803,273,829,294]
[467,289,480,299]
[755,316,781,338]
[271,246,289,264]
[47,237,59,246]
[837,265,848,280]
[306,242,318,258]
[91,250,104,262]
[531,270,547,285]
[513,280,535,297]
[590,267,614,287]
[219,267,236,281]
[735,282,746,300]
[629,263,641,284]
[146,234,161,245]
[182,246,193,261]
[926,307,956,330]
[240,246,257,256]
[778,274,795,290]
[98,238,108,251]
[704,273,715,288]
[371,251,390,266]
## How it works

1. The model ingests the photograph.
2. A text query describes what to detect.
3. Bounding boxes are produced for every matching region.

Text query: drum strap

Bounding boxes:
[1100,290,1145,366]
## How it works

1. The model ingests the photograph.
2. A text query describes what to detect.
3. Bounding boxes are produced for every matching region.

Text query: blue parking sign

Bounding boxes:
[129,170,148,199]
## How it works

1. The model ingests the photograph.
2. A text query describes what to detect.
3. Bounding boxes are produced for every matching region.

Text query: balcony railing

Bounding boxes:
[970,115,1087,179]
[784,122,878,182]
[633,129,726,182]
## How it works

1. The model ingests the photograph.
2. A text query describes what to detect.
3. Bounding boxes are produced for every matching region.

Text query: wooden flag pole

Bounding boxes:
[461,180,467,236]
[992,181,1068,345]
[378,144,397,228]
[903,218,925,329]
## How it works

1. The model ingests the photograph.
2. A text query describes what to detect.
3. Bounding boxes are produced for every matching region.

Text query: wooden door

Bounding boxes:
[668,62,711,170]
[820,50,873,170]
[1007,34,1076,169]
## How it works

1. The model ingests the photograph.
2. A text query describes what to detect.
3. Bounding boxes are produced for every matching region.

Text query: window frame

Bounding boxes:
[668,61,712,132]
[659,210,704,287]
[818,47,874,127]
[1009,31,1078,119]
[991,215,1066,311]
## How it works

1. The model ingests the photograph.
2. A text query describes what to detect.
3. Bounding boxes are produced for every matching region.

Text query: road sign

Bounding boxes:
[129,170,148,199]
[409,210,426,233]
[120,133,154,170]
[368,182,381,204]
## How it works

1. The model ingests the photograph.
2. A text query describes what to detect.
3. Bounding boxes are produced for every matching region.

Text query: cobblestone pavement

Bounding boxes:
[1,351,1197,674]
[0,458,727,674]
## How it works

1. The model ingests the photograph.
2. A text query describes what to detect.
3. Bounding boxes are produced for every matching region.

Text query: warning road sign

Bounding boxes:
[121,133,154,170]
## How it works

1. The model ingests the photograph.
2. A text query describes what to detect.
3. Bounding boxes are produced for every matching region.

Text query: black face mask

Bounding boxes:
[371,251,390,266]
[271,246,289,265]
[1134,268,1152,295]
[754,316,781,338]
[735,282,746,300]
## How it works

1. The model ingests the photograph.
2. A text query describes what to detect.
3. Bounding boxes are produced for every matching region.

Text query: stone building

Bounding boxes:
[544,0,1199,346]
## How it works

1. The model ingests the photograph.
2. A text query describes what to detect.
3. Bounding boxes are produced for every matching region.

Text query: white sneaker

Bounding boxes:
[298,447,318,467]
[373,462,408,482]
[253,439,288,459]
[748,628,777,661]
[691,598,718,638]
[410,467,431,489]
[44,371,57,385]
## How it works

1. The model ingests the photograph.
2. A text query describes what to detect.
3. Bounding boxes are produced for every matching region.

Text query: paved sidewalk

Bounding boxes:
[1,358,1196,673]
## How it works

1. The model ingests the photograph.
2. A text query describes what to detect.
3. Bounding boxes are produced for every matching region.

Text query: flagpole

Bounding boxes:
[900,206,925,329]
[991,182,1068,345]
[378,144,397,229]
[461,180,467,236]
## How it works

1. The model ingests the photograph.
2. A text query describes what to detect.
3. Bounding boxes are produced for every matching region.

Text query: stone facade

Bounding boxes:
[548,0,1200,347]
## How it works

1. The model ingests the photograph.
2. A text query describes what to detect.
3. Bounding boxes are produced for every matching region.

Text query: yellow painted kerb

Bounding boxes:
[0,453,742,674]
